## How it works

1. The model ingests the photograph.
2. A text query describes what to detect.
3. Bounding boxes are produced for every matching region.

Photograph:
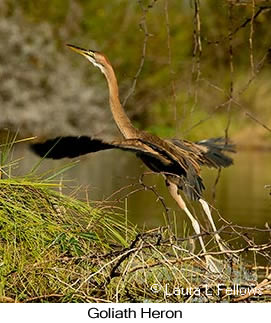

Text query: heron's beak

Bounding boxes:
[66,44,95,59]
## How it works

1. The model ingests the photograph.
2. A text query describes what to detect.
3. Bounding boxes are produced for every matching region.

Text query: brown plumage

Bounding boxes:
[31,135,234,200]
[31,44,236,271]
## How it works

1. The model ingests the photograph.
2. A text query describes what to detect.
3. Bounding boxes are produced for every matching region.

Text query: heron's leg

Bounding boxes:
[167,182,220,273]
[167,182,206,252]
[199,198,229,253]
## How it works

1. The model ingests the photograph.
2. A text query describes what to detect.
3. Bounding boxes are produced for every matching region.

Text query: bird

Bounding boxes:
[31,44,235,271]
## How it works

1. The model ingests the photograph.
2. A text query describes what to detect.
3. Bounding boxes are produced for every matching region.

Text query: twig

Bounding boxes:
[191,0,202,110]
[205,6,271,45]
[249,0,256,76]
[24,294,64,302]
[164,0,178,133]
[123,0,157,106]
[245,111,271,133]
[233,273,271,302]
[108,233,143,280]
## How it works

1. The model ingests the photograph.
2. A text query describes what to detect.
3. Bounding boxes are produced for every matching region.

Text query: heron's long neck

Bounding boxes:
[104,65,139,139]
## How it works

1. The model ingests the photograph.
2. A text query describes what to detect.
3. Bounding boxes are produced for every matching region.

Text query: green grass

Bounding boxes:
[0,137,270,303]
[0,178,138,302]
[0,135,138,302]
[0,177,269,303]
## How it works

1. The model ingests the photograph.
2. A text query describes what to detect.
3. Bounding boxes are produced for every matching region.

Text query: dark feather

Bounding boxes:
[31,136,114,159]
[196,137,236,168]
[137,139,205,200]
[171,137,235,168]
[31,135,230,201]
[196,137,235,153]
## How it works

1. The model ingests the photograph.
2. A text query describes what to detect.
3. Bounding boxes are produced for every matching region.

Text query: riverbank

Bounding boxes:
[0,165,270,302]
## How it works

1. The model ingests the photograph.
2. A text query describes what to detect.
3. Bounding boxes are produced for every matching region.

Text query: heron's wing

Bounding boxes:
[31,135,205,200]
[30,136,166,161]
[31,136,114,159]
[136,138,205,200]
[170,137,235,168]
[195,137,235,168]
[195,137,236,153]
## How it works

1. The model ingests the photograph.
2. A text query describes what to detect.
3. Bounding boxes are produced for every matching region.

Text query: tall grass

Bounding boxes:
[0,135,269,303]
[0,135,137,302]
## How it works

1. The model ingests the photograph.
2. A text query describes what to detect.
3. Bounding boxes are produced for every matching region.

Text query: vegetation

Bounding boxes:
[0,138,270,303]
[0,176,270,303]
[1,0,271,144]
[0,136,134,301]
[0,178,136,302]
[0,0,270,303]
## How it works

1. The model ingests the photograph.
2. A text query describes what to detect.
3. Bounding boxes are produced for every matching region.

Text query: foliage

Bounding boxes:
[0,177,269,303]
[0,134,270,304]
[0,168,138,301]
[1,0,271,142]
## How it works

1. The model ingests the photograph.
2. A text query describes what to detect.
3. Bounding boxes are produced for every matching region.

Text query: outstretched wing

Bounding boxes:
[31,135,205,200]
[31,136,114,159]
[31,136,166,161]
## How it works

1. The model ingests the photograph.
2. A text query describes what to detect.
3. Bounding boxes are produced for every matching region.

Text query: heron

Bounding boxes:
[31,44,235,272]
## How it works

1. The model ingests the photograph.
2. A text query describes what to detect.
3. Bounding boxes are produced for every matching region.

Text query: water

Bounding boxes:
[8,144,271,248]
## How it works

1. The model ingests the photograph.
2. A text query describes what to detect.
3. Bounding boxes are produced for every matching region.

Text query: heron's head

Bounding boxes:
[66,44,109,74]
